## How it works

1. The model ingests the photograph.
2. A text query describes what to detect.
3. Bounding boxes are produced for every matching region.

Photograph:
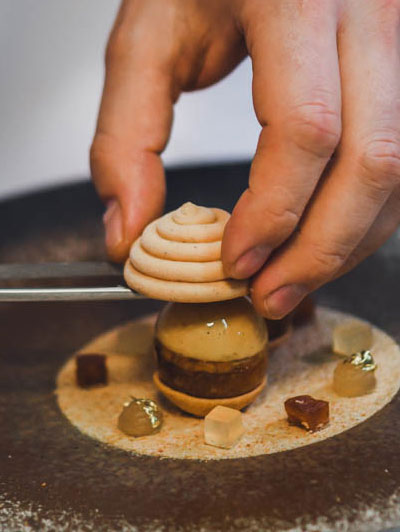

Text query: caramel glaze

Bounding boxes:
[155,339,268,399]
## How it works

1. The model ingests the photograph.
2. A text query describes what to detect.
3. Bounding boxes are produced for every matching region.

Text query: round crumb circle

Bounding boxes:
[56,307,400,460]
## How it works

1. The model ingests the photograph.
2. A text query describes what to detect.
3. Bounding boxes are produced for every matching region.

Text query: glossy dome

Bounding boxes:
[155,297,268,362]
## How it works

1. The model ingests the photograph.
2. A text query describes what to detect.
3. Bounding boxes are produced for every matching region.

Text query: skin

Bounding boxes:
[91,0,400,319]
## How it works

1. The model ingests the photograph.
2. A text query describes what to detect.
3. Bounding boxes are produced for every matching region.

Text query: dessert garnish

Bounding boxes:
[333,320,373,356]
[284,395,329,432]
[124,202,267,415]
[118,397,163,437]
[124,202,248,303]
[204,406,245,449]
[76,354,107,388]
[333,350,377,397]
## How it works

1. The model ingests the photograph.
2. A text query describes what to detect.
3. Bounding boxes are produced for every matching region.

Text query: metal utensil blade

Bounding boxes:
[0,262,145,302]
[0,286,144,302]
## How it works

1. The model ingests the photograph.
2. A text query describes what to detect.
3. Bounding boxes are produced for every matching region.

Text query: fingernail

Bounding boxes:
[231,245,271,279]
[103,199,123,250]
[264,285,307,319]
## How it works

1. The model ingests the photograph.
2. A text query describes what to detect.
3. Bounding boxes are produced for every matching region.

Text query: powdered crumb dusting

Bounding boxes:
[56,307,400,460]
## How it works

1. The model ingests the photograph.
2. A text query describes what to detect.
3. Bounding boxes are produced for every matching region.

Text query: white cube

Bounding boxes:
[204,406,245,449]
[333,320,373,356]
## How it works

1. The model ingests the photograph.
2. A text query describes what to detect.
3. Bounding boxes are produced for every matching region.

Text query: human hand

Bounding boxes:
[91,0,400,318]
[91,0,245,262]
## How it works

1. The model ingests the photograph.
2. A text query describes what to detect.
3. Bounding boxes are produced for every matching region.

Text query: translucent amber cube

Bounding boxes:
[204,406,245,449]
[333,320,373,356]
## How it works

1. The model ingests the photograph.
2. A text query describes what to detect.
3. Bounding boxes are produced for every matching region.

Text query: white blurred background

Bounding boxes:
[0,0,260,199]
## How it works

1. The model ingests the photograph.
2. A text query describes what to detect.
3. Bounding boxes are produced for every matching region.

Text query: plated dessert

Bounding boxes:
[125,202,270,415]
[56,307,400,459]
[56,202,400,459]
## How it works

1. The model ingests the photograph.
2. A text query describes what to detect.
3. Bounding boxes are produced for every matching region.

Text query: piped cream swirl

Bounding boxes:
[124,203,248,303]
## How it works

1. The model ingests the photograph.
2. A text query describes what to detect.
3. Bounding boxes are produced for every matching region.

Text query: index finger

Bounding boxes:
[222,0,341,278]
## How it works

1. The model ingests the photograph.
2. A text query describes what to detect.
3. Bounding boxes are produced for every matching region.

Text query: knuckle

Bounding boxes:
[373,0,400,17]
[248,187,301,233]
[263,203,301,232]
[358,136,400,193]
[90,134,113,174]
[105,30,133,67]
[308,240,349,278]
[89,137,104,168]
[286,102,341,158]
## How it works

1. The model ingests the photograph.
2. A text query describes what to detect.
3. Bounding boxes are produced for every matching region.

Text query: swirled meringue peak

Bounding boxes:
[124,202,248,303]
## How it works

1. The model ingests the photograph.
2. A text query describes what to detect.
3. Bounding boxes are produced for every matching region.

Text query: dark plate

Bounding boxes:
[1,162,400,531]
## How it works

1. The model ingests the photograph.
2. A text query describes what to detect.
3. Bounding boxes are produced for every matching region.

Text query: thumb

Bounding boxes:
[91,135,166,262]
[90,6,175,262]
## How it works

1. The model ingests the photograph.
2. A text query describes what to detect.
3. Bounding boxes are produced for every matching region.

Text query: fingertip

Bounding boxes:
[221,218,234,275]
[103,198,129,263]
[263,284,308,320]
[222,198,272,279]
[93,141,166,263]
[250,263,309,319]
[228,245,272,280]
[106,241,130,264]
[105,192,165,264]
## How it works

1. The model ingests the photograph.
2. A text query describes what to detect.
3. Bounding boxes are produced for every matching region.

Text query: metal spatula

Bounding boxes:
[0,262,144,302]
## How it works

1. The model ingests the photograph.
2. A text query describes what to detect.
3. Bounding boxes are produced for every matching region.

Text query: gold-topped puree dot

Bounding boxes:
[344,350,377,372]
[118,397,163,437]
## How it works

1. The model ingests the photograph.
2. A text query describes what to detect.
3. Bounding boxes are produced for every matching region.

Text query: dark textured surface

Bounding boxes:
[1,162,400,531]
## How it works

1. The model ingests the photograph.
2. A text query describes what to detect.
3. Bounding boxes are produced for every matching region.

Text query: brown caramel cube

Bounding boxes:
[76,354,107,387]
[284,395,329,432]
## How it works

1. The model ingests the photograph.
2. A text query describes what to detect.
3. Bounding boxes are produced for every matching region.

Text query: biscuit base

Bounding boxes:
[124,261,248,303]
[153,372,266,417]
